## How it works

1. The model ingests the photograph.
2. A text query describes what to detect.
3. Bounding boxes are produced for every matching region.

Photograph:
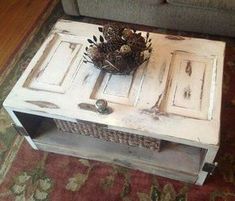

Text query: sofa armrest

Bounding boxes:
[61,0,80,16]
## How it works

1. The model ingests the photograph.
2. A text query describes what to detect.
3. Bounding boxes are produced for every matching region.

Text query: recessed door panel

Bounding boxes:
[90,64,147,106]
[23,33,84,93]
[164,51,216,120]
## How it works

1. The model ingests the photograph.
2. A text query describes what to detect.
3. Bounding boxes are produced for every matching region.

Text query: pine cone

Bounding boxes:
[127,33,146,52]
[98,42,116,53]
[103,23,124,42]
[120,45,132,56]
[122,28,134,40]
[98,39,125,53]
[128,52,144,68]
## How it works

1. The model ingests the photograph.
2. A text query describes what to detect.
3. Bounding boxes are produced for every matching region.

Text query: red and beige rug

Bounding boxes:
[0,3,235,201]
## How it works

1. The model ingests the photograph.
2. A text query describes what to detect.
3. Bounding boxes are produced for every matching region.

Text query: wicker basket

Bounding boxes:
[54,119,161,151]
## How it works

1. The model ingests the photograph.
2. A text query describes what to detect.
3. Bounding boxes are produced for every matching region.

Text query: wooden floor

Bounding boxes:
[0,0,57,75]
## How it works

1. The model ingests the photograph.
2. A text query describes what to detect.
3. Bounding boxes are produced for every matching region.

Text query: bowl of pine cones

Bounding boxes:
[83,23,152,75]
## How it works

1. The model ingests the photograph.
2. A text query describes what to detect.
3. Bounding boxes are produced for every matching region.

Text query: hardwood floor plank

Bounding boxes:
[0,0,58,74]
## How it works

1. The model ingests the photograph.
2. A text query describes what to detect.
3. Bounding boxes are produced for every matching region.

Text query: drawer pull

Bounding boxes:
[95,99,108,114]
[78,100,112,115]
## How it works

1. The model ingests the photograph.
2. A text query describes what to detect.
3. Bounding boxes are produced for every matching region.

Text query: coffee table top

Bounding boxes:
[4,20,225,147]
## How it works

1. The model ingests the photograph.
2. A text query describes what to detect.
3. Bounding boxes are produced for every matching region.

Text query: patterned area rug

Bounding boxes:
[0,3,235,201]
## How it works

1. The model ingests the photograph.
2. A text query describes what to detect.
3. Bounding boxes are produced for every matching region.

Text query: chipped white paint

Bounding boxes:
[3,20,225,185]
[163,51,216,120]
[92,64,147,106]
[23,33,85,93]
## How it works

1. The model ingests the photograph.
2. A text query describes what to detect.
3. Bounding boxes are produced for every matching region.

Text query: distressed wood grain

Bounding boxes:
[25,101,59,109]
[3,20,225,185]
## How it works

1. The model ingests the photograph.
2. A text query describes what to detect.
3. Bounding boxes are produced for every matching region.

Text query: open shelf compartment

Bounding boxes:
[13,111,207,183]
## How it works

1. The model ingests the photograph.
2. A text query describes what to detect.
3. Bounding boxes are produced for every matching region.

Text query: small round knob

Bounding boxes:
[95,99,108,114]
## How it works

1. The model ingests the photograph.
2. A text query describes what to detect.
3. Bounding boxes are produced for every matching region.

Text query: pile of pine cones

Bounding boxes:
[83,23,152,75]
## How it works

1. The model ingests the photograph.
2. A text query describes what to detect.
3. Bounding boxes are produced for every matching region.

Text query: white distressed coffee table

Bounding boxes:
[3,20,225,185]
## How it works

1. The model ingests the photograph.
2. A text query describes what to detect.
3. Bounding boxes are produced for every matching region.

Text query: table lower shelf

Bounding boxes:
[32,120,204,183]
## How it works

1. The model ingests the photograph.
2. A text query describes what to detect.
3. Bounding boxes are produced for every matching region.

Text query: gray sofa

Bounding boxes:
[61,0,235,37]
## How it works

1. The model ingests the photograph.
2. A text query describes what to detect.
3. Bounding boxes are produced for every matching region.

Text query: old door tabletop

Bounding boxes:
[3,20,226,185]
[4,20,225,149]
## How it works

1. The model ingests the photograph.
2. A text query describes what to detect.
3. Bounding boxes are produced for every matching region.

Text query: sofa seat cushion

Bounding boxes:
[166,0,235,11]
